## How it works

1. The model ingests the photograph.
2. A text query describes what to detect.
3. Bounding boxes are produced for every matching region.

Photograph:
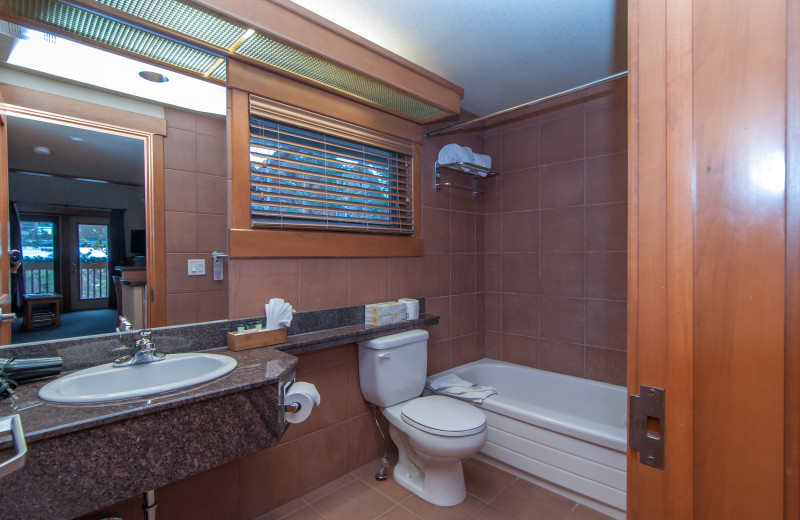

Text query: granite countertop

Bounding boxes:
[0,307,438,520]
[1,346,296,447]
[0,313,439,449]
[274,313,439,355]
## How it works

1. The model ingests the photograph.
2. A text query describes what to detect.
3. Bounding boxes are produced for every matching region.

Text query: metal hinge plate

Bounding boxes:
[629,385,665,470]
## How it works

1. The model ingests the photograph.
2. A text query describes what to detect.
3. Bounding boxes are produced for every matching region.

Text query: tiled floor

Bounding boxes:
[257,457,614,520]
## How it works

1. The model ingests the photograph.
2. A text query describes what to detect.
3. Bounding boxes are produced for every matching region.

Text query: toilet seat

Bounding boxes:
[401,395,486,437]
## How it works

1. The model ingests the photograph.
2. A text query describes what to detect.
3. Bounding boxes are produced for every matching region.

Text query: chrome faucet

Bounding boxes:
[113,330,165,367]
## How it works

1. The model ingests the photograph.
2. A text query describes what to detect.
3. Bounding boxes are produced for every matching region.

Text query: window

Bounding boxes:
[248,96,415,236]
[20,217,57,294]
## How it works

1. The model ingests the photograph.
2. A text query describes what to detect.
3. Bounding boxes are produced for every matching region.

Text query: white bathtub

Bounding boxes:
[427,359,627,519]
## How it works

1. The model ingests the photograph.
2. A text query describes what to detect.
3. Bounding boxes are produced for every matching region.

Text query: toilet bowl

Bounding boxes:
[382,395,487,506]
[358,330,488,507]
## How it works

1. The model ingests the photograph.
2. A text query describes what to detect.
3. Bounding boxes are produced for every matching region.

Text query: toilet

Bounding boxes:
[358,329,487,507]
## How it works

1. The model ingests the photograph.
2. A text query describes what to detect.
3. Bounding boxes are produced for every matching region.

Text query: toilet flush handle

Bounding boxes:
[377,353,391,360]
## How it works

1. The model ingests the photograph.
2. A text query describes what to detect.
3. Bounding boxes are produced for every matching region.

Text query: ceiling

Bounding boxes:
[290,0,628,116]
[7,115,145,186]
[0,0,626,167]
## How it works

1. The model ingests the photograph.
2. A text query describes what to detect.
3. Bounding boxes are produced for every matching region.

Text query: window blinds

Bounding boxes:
[248,100,414,235]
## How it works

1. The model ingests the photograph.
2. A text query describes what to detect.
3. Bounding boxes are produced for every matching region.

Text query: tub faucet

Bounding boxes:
[113,330,165,367]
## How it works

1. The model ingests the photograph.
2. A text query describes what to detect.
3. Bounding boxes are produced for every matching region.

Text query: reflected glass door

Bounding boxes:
[69,217,109,310]
[20,216,58,294]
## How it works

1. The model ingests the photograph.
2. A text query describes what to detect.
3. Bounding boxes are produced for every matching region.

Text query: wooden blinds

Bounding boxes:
[248,96,415,235]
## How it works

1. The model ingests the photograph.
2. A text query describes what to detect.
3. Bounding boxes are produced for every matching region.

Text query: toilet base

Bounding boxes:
[389,425,468,507]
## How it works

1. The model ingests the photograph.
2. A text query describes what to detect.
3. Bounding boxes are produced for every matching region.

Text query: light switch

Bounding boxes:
[188,259,205,276]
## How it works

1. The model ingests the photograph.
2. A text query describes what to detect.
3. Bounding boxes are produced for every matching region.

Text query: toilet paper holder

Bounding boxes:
[282,379,320,424]
[283,379,300,412]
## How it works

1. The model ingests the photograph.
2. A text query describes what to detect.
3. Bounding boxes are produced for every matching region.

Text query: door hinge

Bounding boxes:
[629,385,665,470]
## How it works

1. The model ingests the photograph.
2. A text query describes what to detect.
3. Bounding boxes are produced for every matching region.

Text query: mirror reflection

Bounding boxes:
[7,116,145,344]
[0,21,228,348]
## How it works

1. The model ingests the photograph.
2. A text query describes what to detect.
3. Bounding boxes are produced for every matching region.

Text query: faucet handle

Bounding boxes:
[136,330,154,350]
[117,316,133,332]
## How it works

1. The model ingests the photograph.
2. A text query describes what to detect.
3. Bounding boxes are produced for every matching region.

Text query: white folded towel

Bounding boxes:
[438,143,475,166]
[472,152,492,172]
[427,373,498,403]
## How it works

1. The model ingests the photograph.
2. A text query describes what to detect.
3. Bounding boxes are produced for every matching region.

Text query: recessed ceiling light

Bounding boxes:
[138,70,169,83]
[33,146,51,155]
[68,136,86,142]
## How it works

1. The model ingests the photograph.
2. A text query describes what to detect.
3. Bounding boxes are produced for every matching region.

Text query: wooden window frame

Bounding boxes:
[228,61,423,258]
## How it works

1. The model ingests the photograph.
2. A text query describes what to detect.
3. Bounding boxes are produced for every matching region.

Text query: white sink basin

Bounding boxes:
[38,353,237,403]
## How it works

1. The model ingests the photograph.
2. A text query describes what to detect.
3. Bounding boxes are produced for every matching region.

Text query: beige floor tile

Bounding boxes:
[566,505,615,520]
[400,493,486,520]
[283,506,326,520]
[312,479,396,520]
[377,505,424,519]
[491,480,577,520]
[303,473,356,503]
[463,458,517,501]
[471,505,522,520]
[254,498,306,520]
[351,459,413,502]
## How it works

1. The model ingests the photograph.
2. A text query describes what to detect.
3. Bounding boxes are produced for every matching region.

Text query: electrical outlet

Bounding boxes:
[187,259,205,276]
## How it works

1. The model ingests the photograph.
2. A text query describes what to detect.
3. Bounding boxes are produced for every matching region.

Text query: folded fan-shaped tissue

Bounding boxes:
[265,298,295,330]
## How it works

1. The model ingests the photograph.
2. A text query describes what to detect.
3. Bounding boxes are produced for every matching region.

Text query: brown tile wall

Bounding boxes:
[163,107,229,325]
[419,123,488,374]
[154,83,626,517]
[161,119,488,520]
[481,78,628,386]
[157,343,383,519]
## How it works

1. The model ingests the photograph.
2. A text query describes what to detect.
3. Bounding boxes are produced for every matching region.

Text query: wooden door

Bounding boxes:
[628,0,791,517]
[67,216,111,311]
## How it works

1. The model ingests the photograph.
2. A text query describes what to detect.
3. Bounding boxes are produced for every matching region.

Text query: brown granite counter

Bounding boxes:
[0,310,439,520]
[0,347,296,520]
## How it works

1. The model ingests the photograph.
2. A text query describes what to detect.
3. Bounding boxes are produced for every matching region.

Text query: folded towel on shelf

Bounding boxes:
[427,373,498,403]
[437,143,475,165]
[472,152,492,172]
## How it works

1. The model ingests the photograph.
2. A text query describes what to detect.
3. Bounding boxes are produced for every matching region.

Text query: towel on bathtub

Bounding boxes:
[427,374,498,403]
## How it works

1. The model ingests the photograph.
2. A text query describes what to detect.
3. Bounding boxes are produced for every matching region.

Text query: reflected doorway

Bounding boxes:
[70,218,110,311]
[6,112,149,343]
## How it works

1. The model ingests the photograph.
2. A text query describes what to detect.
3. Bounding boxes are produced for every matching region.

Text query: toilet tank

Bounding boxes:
[358,329,429,407]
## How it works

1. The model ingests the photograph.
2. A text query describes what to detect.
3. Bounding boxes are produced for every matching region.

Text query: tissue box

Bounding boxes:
[365,301,406,325]
[365,301,406,317]
[365,312,406,326]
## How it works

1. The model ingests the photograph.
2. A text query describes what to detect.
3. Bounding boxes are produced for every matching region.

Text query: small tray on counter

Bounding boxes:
[227,328,287,351]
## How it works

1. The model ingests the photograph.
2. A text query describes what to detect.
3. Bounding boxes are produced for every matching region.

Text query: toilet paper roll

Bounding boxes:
[398,298,420,320]
[284,382,321,424]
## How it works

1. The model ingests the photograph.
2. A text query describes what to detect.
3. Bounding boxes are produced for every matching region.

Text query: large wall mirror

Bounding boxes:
[0,21,228,348]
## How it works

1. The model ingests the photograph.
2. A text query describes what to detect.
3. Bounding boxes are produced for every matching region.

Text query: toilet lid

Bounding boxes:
[401,395,486,437]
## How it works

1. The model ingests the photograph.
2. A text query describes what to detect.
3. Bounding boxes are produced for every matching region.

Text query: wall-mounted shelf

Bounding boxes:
[434,161,497,198]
